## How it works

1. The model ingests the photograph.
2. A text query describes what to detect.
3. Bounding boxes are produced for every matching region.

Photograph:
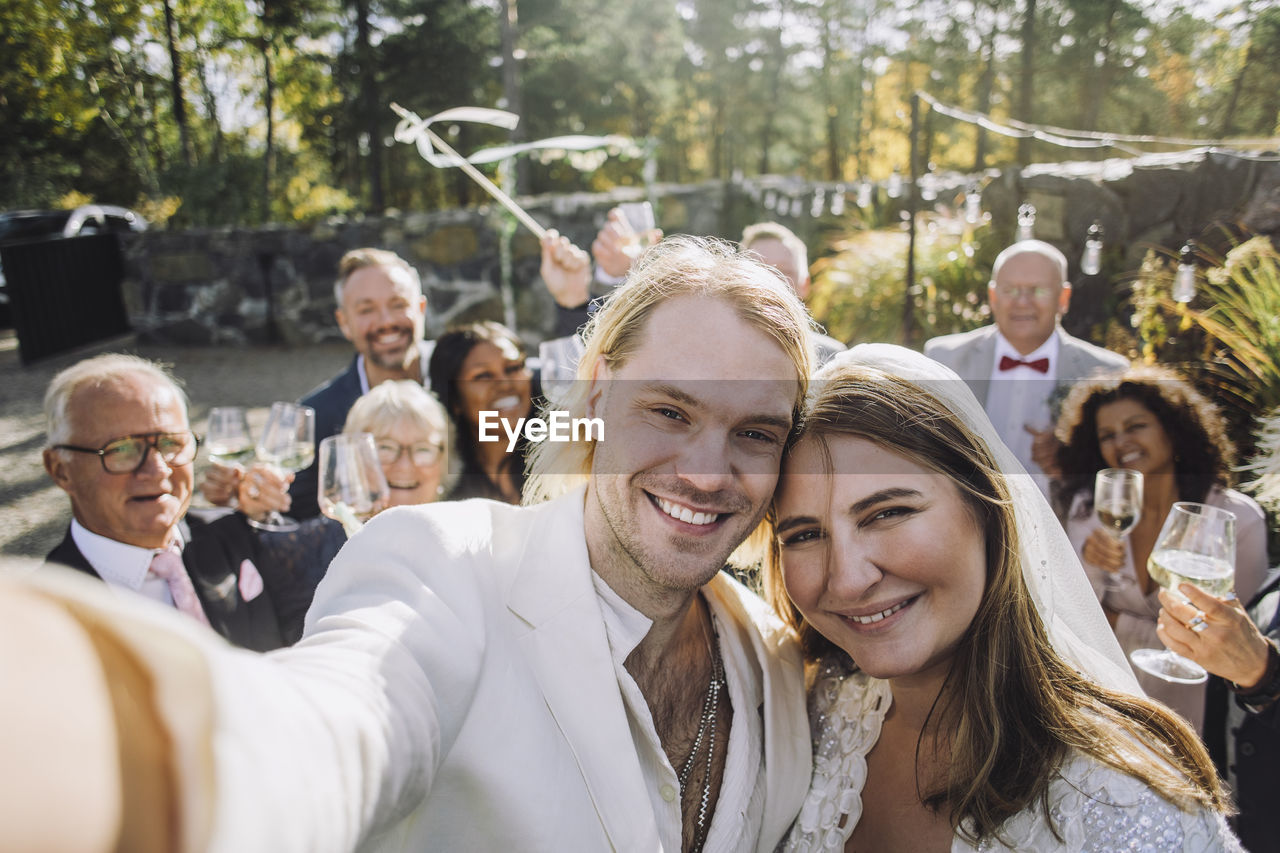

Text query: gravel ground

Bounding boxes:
[0,329,352,559]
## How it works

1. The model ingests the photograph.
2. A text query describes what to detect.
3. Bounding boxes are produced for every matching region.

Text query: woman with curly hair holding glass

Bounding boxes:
[1055,364,1268,732]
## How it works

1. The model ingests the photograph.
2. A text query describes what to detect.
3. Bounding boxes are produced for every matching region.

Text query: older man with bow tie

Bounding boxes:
[923,239,1128,494]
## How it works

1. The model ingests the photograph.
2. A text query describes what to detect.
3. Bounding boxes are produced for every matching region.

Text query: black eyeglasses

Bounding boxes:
[375,439,443,468]
[54,431,200,474]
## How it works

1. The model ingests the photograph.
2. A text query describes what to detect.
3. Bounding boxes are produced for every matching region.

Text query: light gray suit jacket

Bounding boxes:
[922,324,1128,406]
[195,488,810,852]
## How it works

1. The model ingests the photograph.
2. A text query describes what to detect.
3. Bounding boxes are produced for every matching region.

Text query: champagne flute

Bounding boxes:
[1130,502,1236,684]
[251,402,316,531]
[318,433,390,536]
[1094,468,1143,590]
[205,407,256,467]
[536,334,585,408]
[617,201,656,259]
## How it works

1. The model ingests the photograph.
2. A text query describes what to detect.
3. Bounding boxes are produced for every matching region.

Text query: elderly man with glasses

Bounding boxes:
[42,353,296,651]
[923,239,1128,496]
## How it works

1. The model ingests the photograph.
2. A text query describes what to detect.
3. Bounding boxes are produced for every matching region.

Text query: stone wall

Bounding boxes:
[122,183,737,348]
[121,149,1280,347]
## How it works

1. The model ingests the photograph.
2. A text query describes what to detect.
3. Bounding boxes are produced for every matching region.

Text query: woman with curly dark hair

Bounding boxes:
[1055,364,1268,732]
[428,321,537,503]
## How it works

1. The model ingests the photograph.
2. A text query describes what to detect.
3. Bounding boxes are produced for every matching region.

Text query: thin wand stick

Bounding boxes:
[405,116,547,240]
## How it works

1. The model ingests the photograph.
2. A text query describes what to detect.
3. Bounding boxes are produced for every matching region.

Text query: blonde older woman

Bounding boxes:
[248,380,450,641]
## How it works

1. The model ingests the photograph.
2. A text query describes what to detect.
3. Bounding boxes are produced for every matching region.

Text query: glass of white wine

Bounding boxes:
[251,402,316,531]
[318,433,389,536]
[617,201,656,260]
[205,407,256,467]
[537,334,585,408]
[1094,468,1143,590]
[1130,501,1236,684]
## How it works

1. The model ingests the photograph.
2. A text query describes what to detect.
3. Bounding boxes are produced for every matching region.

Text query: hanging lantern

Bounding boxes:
[1017,203,1036,241]
[1173,241,1197,303]
[830,185,846,216]
[920,163,938,202]
[811,189,826,218]
[1081,221,1104,276]
[887,168,903,199]
[964,184,982,224]
[857,182,873,209]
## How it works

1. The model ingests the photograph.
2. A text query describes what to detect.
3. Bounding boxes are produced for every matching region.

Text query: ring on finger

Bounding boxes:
[1187,613,1208,633]
[248,485,261,498]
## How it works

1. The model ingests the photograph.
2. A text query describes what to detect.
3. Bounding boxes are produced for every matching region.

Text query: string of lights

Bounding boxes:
[915,90,1280,153]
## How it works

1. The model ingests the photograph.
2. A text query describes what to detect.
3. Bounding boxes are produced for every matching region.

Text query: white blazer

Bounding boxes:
[197,488,810,852]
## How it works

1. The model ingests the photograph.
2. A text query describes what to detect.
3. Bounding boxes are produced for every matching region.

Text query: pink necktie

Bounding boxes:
[149,547,211,626]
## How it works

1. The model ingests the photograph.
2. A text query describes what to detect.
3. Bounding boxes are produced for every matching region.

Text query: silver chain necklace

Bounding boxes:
[677,614,725,853]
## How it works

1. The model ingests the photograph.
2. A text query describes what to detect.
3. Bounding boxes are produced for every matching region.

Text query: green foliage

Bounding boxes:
[808,217,996,348]
[1129,237,1280,460]
[3,0,1278,225]
[1189,238,1280,415]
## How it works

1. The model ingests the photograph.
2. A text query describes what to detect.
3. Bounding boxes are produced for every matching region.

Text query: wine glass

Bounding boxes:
[251,402,316,531]
[318,433,390,536]
[617,201,656,259]
[537,334,585,407]
[1130,502,1236,684]
[204,407,256,467]
[1093,468,1143,590]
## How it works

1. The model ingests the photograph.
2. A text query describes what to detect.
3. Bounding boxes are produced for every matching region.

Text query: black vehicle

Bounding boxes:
[0,205,147,322]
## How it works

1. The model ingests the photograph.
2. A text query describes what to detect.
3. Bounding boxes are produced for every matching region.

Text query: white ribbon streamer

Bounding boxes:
[391,103,643,239]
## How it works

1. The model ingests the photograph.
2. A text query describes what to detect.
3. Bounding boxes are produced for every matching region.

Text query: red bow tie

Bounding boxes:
[999,355,1050,373]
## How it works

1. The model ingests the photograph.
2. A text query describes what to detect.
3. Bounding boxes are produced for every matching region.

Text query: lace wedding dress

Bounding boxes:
[779,661,1242,853]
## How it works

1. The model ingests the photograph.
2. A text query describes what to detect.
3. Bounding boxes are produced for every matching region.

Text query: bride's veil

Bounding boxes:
[831,343,1141,695]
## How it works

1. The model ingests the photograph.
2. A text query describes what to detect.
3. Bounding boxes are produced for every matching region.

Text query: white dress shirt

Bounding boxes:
[985,330,1060,494]
[70,518,185,608]
[593,570,766,853]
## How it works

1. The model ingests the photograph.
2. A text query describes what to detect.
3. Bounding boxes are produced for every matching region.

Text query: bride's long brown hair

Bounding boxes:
[763,365,1230,845]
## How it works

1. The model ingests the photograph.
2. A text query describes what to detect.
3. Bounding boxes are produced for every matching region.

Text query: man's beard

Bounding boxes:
[365,329,415,370]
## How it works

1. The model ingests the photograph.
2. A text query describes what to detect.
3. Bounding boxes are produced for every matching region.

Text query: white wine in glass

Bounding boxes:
[251,402,316,531]
[617,201,656,259]
[205,407,256,466]
[1130,501,1236,684]
[1093,468,1142,590]
[318,433,390,536]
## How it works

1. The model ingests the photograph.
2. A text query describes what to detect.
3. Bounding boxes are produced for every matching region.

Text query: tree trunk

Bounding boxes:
[499,0,527,194]
[353,0,384,212]
[759,34,785,174]
[162,0,193,167]
[1080,0,1118,131]
[973,7,997,171]
[262,38,275,223]
[1016,0,1036,165]
[821,14,841,180]
[195,55,223,164]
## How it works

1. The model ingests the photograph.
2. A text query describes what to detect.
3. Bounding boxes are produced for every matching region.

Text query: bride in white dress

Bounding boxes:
[764,345,1241,852]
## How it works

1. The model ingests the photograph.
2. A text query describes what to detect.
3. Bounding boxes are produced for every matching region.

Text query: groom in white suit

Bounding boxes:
[8,236,814,853]
[924,239,1127,493]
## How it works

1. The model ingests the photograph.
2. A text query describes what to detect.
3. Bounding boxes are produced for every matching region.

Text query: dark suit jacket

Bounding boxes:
[1205,571,1280,852]
[44,509,296,651]
[290,356,364,520]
